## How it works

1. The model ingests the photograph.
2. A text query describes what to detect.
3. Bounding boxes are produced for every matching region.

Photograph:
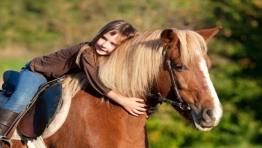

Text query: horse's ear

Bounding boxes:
[160,29,179,47]
[197,26,222,42]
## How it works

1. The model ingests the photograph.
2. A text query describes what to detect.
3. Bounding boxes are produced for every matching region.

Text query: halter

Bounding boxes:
[146,47,191,111]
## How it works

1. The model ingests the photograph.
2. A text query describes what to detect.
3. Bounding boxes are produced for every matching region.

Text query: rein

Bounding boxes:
[147,47,191,111]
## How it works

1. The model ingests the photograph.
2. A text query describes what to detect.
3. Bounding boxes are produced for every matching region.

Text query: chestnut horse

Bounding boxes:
[11,27,223,147]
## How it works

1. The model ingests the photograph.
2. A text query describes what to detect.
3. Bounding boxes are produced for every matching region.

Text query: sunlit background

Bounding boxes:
[1,0,262,147]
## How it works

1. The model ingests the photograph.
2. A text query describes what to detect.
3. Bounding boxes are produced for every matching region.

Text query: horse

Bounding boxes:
[11,27,223,148]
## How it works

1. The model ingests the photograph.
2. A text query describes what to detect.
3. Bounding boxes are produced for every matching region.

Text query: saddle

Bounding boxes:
[1,70,64,138]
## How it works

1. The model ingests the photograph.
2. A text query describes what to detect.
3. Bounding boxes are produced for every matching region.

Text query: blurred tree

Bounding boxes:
[205,0,262,146]
[148,0,262,147]
[1,0,262,147]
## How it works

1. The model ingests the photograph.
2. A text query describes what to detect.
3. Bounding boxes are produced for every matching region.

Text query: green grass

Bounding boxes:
[0,59,30,82]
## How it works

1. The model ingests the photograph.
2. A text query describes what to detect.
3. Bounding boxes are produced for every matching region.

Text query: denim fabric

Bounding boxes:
[1,63,47,113]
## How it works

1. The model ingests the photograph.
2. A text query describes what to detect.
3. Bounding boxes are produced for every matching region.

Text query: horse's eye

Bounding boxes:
[174,64,188,72]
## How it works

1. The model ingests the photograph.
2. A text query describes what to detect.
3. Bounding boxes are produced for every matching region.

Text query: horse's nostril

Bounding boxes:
[206,109,213,118]
[202,109,214,123]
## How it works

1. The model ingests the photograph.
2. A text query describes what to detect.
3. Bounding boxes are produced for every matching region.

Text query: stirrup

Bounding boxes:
[0,136,12,146]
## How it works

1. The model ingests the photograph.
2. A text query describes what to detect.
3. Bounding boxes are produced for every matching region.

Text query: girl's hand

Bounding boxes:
[106,91,147,116]
[121,97,147,116]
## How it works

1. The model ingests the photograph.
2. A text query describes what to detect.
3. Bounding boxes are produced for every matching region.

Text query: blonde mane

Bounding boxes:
[98,29,207,97]
[175,29,207,67]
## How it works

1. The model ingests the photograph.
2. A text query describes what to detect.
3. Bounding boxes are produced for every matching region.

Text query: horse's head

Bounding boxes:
[152,27,223,131]
[98,27,223,131]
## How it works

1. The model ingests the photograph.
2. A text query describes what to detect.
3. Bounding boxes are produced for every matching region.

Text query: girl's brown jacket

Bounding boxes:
[29,42,111,96]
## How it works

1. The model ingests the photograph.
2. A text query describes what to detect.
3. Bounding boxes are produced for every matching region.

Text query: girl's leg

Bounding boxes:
[0,68,47,139]
[1,69,47,113]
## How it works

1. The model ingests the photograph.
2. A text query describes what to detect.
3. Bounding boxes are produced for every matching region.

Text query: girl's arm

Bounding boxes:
[80,47,146,116]
[106,90,147,116]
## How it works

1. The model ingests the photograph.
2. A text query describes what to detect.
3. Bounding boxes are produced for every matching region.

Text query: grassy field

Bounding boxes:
[0,58,30,84]
[0,47,35,85]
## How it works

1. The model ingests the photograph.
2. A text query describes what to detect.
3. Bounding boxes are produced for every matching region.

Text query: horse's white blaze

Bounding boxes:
[199,58,223,125]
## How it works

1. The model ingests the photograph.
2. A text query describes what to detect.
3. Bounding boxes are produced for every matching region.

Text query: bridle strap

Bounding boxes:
[146,93,183,107]
[165,54,184,103]
[147,47,191,111]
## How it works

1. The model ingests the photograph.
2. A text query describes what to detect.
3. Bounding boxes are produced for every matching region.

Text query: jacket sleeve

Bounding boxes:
[81,50,112,96]
[29,43,84,80]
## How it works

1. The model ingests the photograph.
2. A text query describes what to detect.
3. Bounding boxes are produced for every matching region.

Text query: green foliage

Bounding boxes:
[0,59,29,84]
[1,0,262,147]
[0,59,28,72]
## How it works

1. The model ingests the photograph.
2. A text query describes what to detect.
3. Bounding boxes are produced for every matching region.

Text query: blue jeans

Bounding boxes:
[1,63,47,113]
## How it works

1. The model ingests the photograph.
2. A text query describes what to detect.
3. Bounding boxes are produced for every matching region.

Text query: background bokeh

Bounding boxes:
[1,0,262,147]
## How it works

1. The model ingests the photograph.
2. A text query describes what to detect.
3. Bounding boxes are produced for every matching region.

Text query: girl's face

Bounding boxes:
[95,32,122,56]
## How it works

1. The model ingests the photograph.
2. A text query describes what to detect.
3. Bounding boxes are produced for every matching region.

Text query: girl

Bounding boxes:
[0,20,146,140]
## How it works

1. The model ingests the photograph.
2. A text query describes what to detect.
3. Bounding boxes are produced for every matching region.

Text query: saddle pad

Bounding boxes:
[18,83,63,137]
[11,79,73,140]
[2,70,20,96]
[11,72,86,140]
